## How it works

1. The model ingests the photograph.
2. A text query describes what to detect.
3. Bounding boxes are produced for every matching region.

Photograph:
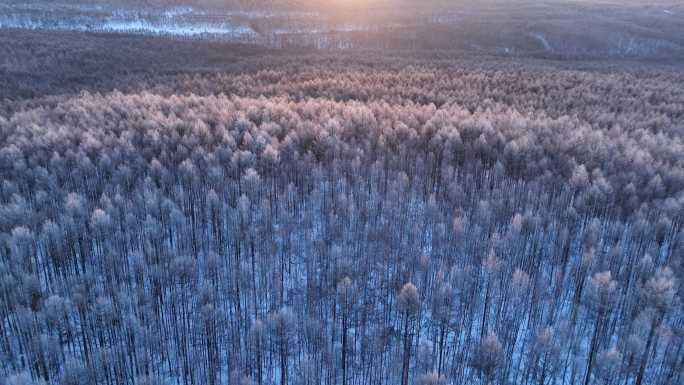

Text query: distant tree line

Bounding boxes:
[3,29,684,101]
[0,58,682,385]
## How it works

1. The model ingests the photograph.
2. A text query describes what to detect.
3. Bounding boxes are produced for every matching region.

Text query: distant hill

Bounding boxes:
[1,0,682,59]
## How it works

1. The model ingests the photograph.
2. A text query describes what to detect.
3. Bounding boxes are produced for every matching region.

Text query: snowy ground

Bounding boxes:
[0,1,682,57]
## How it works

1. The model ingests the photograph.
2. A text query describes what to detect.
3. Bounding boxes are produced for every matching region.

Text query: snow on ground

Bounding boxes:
[531,32,553,52]
[98,19,254,37]
[0,3,681,57]
[0,13,256,38]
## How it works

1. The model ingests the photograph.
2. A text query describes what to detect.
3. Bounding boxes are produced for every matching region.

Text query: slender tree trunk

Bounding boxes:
[342,312,348,385]
[635,314,660,385]
[401,312,412,385]
[583,311,603,385]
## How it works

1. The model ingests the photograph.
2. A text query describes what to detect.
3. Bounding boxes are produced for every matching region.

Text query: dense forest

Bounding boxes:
[1,30,683,385]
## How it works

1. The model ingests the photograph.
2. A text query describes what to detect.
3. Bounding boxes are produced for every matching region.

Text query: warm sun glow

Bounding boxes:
[327,0,376,10]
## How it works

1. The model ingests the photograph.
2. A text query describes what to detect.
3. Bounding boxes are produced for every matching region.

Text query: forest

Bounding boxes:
[0,25,683,385]
[1,1,683,58]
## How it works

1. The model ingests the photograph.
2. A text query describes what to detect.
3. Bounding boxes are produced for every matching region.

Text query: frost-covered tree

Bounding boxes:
[0,50,683,385]
[398,283,420,385]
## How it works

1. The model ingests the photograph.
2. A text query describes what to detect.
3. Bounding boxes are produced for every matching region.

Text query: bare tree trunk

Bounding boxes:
[635,315,659,385]
[401,312,412,385]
